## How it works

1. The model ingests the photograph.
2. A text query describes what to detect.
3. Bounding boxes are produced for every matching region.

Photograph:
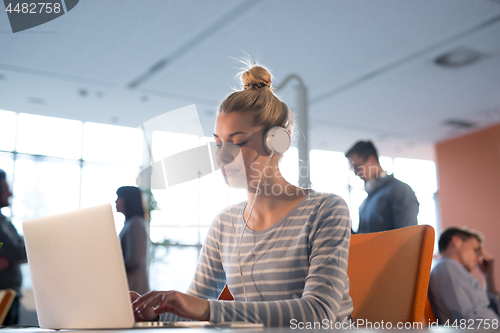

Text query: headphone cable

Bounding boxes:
[229,152,274,302]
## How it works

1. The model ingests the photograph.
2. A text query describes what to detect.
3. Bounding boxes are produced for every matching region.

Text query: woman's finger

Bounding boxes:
[129,291,141,303]
[132,290,210,322]
[133,291,159,309]
[153,291,210,321]
[133,292,165,321]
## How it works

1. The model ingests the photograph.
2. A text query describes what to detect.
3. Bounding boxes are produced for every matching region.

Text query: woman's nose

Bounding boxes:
[217,142,240,165]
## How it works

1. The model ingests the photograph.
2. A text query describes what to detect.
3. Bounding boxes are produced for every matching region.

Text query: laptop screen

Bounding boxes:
[23,204,135,329]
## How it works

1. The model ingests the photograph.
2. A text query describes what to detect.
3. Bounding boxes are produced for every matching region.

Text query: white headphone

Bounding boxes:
[263,105,294,155]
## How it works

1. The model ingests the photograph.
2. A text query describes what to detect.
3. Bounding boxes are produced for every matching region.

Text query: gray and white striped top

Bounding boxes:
[183,190,353,326]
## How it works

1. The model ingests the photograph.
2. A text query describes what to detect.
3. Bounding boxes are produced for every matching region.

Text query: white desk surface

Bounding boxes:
[0,327,496,333]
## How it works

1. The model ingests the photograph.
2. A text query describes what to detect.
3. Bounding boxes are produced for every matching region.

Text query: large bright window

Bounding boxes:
[16,113,83,160]
[310,150,350,202]
[393,158,438,231]
[0,110,17,152]
[82,122,143,166]
[280,147,299,186]
[11,156,81,231]
[0,111,144,292]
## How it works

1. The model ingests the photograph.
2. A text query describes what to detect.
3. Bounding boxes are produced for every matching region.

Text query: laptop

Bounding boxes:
[23,204,263,330]
[23,204,141,329]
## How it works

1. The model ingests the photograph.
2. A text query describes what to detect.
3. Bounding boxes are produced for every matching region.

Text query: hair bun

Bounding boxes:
[241,65,272,91]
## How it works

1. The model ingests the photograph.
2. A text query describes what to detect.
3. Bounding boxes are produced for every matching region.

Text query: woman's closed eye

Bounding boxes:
[215,141,247,148]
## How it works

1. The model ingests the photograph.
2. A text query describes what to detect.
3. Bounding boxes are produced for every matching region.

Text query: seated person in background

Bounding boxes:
[116,186,150,295]
[130,64,353,326]
[0,169,28,325]
[345,141,419,233]
[428,227,499,323]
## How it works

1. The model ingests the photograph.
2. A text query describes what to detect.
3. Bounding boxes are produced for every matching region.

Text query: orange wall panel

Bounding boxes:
[436,123,500,290]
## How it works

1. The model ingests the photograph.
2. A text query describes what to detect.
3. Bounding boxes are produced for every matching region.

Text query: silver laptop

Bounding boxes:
[23,204,139,329]
[23,204,263,330]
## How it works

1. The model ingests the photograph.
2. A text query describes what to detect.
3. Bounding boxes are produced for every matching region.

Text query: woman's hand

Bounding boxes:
[129,291,148,322]
[132,290,210,322]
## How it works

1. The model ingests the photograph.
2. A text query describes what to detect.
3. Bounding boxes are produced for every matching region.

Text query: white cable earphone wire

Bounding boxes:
[228,152,274,302]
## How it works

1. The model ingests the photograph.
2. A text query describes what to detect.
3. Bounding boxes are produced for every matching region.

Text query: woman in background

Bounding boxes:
[116,186,149,295]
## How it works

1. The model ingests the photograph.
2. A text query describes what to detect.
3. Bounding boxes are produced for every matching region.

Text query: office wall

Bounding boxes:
[436,123,500,289]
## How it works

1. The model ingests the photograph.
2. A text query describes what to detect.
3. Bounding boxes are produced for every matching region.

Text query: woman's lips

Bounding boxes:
[222,167,240,177]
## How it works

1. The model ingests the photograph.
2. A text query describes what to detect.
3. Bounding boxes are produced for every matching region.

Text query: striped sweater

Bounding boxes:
[168,190,353,326]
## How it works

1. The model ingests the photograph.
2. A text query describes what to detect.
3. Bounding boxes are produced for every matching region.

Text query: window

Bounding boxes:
[310,150,350,202]
[0,110,17,152]
[82,122,143,166]
[1,114,145,291]
[16,113,82,159]
[393,158,438,231]
[150,246,199,292]
[280,147,299,186]
[0,153,14,180]
[11,155,81,231]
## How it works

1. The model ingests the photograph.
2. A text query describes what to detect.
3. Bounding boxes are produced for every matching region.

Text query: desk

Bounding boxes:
[0,327,496,332]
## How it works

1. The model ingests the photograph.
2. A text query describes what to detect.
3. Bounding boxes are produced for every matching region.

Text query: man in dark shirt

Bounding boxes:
[0,169,27,325]
[345,141,419,233]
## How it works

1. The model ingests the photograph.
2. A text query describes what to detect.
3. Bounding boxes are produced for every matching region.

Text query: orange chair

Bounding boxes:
[348,225,435,325]
[0,289,16,325]
[423,296,437,326]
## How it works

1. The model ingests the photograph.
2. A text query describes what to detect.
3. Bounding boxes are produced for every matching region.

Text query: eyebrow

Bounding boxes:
[212,131,248,138]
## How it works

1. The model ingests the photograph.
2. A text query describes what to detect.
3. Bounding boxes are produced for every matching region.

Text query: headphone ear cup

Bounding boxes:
[264,126,291,155]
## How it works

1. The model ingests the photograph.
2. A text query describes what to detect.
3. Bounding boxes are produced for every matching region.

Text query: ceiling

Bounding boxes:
[1,0,500,160]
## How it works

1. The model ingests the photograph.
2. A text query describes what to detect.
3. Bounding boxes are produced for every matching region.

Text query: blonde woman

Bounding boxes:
[132,64,353,327]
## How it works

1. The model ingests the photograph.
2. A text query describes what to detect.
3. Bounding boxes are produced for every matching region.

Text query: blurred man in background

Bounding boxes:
[429,227,498,323]
[345,140,419,233]
[0,169,27,325]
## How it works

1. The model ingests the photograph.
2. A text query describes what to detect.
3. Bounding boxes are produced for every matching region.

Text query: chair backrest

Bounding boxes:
[348,225,434,325]
[0,289,16,325]
[422,296,437,326]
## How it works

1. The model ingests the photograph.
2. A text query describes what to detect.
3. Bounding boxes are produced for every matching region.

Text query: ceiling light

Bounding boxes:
[442,119,476,129]
[27,97,45,105]
[435,47,484,67]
